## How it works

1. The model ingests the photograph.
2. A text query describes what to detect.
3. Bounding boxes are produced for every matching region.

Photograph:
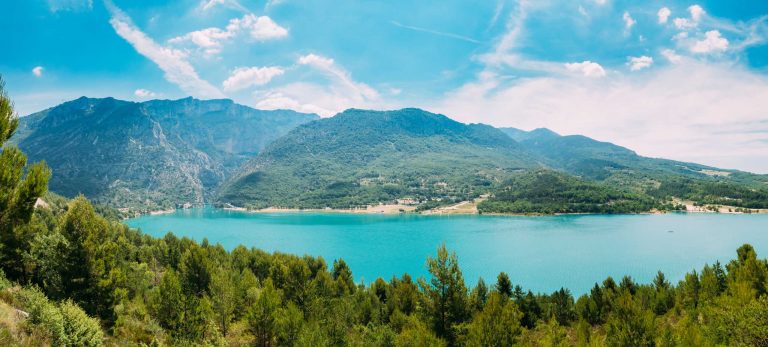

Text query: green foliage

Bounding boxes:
[0,76,51,280]
[464,292,523,346]
[58,300,104,347]
[218,108,536,209]
[479,170,658,214]
[14,286,102,346]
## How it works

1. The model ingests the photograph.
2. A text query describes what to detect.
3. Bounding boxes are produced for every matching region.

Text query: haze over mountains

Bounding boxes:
[11,97,768,213]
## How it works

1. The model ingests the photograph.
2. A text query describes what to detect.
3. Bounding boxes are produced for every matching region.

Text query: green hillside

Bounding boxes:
[478,170,660,214]
[494,127,768,211]
[12,97,318,212]
[218,108,541,209]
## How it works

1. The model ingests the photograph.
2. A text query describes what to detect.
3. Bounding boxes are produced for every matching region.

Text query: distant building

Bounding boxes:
[34,198,49,210]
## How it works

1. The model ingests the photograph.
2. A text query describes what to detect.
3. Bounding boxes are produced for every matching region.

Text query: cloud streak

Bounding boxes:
[390,21,481,44]
[105,0,224,98]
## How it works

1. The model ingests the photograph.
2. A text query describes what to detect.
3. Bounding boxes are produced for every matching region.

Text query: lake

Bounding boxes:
[125,208,768,295]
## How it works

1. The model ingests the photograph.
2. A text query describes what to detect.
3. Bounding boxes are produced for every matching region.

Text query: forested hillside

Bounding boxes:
[13,94,768,215]
[481,128,768,214]
[12,97,318,213]
[2,80,768,346]
[218,108,540,209]
[478,170,664,214]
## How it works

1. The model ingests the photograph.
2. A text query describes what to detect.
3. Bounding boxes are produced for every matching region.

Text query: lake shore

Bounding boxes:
[217,200,767,216]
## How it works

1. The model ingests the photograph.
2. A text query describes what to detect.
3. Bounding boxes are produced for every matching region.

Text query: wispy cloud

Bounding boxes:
[32,66,44,77]
[105,0,223,98]
[47,0,92,12]
[390,21,481,44]
[200,0,249,13]
[254,53,383,116]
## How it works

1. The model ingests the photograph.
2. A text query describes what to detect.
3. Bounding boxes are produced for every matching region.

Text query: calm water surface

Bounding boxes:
[125,208,768,295]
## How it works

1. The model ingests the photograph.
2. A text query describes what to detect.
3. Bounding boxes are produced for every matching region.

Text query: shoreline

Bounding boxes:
[215,204,767,217]
[128,200,768,218]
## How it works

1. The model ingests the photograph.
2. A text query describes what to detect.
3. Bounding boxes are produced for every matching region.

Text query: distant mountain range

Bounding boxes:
[11,97,318,211]
[11,97,768,213]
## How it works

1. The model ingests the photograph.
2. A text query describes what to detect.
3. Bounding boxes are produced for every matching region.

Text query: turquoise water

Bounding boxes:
[125,208,768,295]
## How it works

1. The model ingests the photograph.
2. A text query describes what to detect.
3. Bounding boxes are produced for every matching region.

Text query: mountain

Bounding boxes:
[217,108,541,208]
[492,128,768,211]
[11,97,318,211]
[220,114,768,211]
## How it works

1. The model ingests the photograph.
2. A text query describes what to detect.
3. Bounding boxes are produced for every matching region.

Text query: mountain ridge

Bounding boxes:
[217,108,542,208]
[11,96,319,212]
[11,98,768,213]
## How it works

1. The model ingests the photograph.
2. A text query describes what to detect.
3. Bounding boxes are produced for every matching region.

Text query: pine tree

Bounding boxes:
[0,76,50,279]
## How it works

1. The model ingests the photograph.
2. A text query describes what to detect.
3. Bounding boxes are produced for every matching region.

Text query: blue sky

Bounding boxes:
[2,0,768,173]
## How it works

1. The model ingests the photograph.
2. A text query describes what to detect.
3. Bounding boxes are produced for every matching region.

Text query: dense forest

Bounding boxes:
[2,79,768,346]
[477,170,669,214]
[217,108,537,210]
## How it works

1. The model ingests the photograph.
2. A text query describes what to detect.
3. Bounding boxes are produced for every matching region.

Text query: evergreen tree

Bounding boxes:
[470,277,488,312]
[0,76,50,279]
[422,244,468,346]
[464,292,523,346]
[495,272,513,298]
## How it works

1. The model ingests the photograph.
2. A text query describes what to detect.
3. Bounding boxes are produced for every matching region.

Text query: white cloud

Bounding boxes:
[222,66,284,91]
[228,14,288,41]
[134,88,156,98]
[253,54,384,117]
[673,4,706,30]
[105,1,224,98]
[689,5,705,22]
[657,7,671,24]
[674,18,695,30]
[169,14,288,55]
[564,61,606,77]
[623,11,636,31]
[594,0,607,5]
[661,49,683,63]
[32,66,44,77]
[254,90,332,116]
[168,27,234,56]
[431,62,768,173]
[628,56,653,71]
[691,30,729,54]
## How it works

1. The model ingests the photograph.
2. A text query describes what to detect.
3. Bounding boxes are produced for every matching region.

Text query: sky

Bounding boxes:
[2,0,768,173]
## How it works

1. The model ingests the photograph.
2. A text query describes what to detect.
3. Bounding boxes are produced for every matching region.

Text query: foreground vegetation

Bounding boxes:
[3,80,768,346]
